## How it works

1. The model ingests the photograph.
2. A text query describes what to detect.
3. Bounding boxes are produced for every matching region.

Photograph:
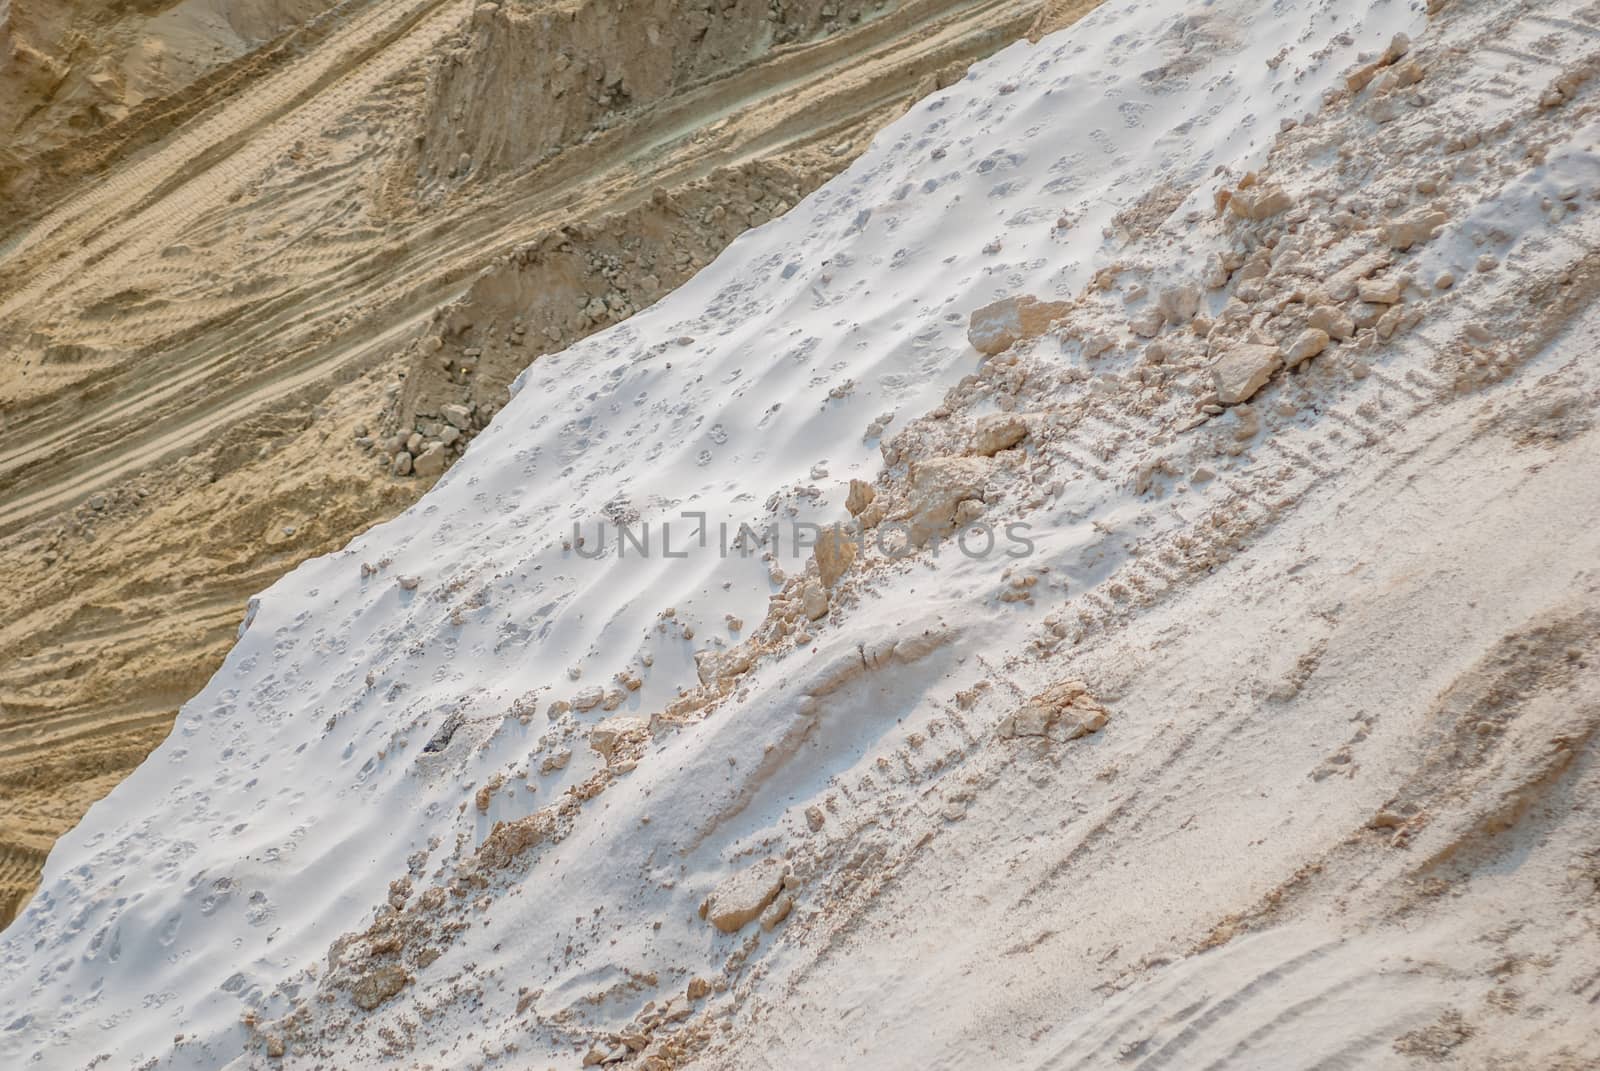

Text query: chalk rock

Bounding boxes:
[1327,252,1391,301]
[476,812,554,868]
[1358,276,1402,304]
[1352,302,1385,330]
[997,680,1108,740]
[589,715,649,761]
[350,965,408,1011]
[1347,33,1411,92]
[760,895,794,932]
[1284,328,1330,367]
[970,413,1029,457]
[1376,307,1405,339]
[694,645,755,686]
[845,479,876,516]
[814,526,856,589]
[801,581,829,621]
[1128,307,1166,338]
[905,456,993,545]
[1307,305,1355,341]
[1210,342,1283,405]
[1383,210,1448,251]
[967,295,1071,356]
[1081,330,1117,359]
[1227,185,1294,222]
[1158,283,1203,323]
[701,859,786,934]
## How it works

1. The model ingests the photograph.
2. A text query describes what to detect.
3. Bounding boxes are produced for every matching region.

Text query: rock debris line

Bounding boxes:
[0,0,1096,924]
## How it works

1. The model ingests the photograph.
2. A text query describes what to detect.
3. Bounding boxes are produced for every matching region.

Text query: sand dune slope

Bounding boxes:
[3,0,1598,1067]
[0,0,1083,925]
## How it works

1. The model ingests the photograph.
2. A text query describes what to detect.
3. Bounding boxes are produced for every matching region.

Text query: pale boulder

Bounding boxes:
[1210,342,1283,405]
[904,456,993,545]
[1284,328,1330,367]
[1358,276,1402,304]
[813,526,856,589]
[1157,283,1202,324]
[967,295,1070,356]
[970,413,1029,457]
[1383,210,1448,251]
[759,895,794,932]
[701,859,786,934]
[996,680,1109,741]
[1307,305,1355,341]
[1128,307,1165,338]
[1326,252,1391,301]
[845,479,876,517]
[801,581,829,621]
[694,646,755,686]
[350,965,408,1011]
[1227,184,1294,222]
[589,714,648,761]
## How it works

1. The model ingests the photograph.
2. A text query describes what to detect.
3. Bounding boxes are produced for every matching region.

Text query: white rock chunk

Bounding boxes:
[970,413,1029,457]
[701,859,786,934]
[967,295,1071,356]
[1210,342,1283,405]
[1284,328,1330,367]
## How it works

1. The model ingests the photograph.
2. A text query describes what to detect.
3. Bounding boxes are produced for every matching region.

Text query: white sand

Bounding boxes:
[4,0,1599,1067]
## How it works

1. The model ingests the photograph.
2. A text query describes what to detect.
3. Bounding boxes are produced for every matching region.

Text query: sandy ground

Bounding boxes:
[0,0,346,181]
[3,0,1598,1066]
[0,0,1097,925]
